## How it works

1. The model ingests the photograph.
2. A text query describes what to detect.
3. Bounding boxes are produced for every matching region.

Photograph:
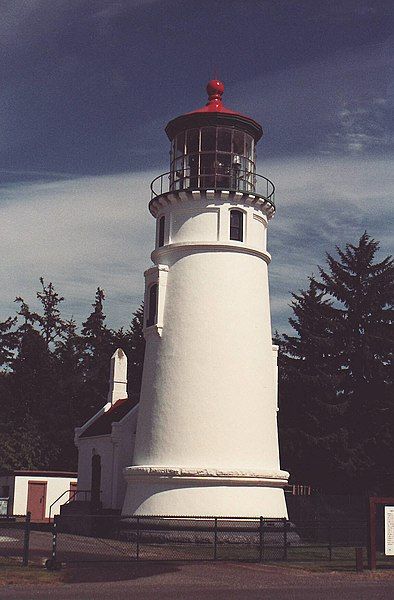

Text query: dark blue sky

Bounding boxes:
[0,0,393,331]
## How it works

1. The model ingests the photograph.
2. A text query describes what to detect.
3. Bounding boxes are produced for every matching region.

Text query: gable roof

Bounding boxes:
[80,397,138,438]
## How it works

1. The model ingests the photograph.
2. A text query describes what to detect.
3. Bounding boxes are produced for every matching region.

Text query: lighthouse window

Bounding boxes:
[175,132,185,158]
[147,284,158,327]
[233,130,245,155]
[201,127,216,151]
[170,126,255,193]
[158,216,165,247]
[186,128,199,153]
[217,128,232,150]
[230,210,243,242]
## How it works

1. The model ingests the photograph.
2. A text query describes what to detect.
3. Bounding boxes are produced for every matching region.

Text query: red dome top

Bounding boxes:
[165,80,263,142]
[188,79,242,116]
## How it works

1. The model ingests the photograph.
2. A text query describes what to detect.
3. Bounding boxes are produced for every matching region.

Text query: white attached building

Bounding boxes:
[75,349,138,511]
[0,470,77,521]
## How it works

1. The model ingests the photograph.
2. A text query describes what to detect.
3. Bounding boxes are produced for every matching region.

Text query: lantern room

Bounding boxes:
[164,80,264,194]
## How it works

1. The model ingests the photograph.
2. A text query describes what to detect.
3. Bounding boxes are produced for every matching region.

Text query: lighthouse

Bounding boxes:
[122,81,289,518]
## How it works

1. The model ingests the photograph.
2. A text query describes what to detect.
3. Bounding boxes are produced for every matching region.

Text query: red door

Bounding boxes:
[26,481,47,521]
[69,482,78,501]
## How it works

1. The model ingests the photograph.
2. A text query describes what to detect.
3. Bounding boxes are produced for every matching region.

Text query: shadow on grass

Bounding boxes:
[62,561,182,583]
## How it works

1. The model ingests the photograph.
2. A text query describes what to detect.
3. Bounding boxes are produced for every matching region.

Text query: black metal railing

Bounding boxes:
[150,170,275,206]
[46,514,377,567]
[48,489,94,522]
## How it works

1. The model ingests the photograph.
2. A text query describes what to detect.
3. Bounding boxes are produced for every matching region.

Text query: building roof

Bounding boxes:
[165,80,263,142]
[0,470,77,478]
[80,396,138,438]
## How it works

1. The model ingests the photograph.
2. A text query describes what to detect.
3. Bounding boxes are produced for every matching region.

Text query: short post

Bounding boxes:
[355,547,364,571]
[213,517,218,561]
[52,517,58,563]
[22,512,31,566]
[328,520,332,561]
[367,497,377,570]
[259,517,264,562]
[283,518,288,560]
[136,517,140,561]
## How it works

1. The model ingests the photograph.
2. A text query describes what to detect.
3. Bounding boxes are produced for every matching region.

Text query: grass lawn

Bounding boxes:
[0,545,392,585]
[0,557,64,586]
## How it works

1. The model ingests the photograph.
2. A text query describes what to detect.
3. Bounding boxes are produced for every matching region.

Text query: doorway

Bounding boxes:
[91,454,101,510]
[69,481,78,501]
[26,481,47,521]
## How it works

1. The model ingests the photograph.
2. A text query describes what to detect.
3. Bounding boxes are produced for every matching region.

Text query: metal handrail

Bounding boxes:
[48,489,93,522]
[150,170,275,206]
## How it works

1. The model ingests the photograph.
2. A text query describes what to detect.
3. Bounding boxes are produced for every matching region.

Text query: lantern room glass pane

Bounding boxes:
[186,129,199,154]
[169,125,256,193]
[175,132,185,158]
[233,130,245,155]
[201,127,216,151]
[245,134,253,161]
[215,153,231,189]
[217,128,232,151]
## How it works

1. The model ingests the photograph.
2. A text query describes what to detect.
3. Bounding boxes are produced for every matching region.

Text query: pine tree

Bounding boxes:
[33,278,65,348]
[80,288,114,416]
[278,280,344,489]
[315,232,393,493]
[279,233,393,494]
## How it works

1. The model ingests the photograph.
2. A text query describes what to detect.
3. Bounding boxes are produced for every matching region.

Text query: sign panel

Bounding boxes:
[385,506,394,556]
[0,498,8,516]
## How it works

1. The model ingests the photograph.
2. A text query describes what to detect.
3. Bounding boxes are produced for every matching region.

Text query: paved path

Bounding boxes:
[1,562,393,599]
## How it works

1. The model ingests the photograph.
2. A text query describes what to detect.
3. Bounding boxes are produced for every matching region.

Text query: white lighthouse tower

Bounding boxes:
[122,81,289,518]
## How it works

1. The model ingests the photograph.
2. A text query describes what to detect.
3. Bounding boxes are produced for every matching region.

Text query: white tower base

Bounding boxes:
[123,466,288,517]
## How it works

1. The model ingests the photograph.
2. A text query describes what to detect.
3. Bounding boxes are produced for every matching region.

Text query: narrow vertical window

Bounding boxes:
[158,216,165,247]
[230,210,243,242]
[147,284,158,327]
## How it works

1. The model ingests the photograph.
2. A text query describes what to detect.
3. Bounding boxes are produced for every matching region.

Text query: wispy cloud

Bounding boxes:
[0,171,155,328]
[322,97,392,154]
[1,155,392,334]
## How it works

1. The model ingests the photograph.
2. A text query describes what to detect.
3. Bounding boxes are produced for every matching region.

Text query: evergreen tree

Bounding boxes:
[278,281,343,489]
[80,288,114,416]
[315,232,393,493]
[280,233,393,494]
[33,278,65,348]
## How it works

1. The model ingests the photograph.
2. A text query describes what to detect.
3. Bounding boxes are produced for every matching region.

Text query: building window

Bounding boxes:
[230,210,243,242]
[158,216,165,247]
[147,283,158,327]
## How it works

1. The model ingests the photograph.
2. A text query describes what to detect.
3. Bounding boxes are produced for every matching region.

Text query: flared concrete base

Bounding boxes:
[122,466,289,518]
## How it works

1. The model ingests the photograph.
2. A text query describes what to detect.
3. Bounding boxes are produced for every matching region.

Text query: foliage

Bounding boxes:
[0,280,145,471]
[278,233,393,494]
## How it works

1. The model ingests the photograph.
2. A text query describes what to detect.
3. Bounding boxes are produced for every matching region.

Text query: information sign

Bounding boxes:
[0,498,8,516]
[385,506,394,556]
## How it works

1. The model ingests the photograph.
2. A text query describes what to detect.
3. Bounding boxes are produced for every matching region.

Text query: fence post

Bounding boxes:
[328,520,332,561]
[52,517,58,563]
[259,517,264,562]
[136,517,140,561]
[283,518,288,560]
[213,518,218,561]
[22,512,31,566]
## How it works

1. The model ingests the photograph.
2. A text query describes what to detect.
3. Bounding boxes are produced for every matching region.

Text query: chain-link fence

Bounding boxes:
[0,514,31,566]
[50,515,373,566]
[2,513,392,570]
